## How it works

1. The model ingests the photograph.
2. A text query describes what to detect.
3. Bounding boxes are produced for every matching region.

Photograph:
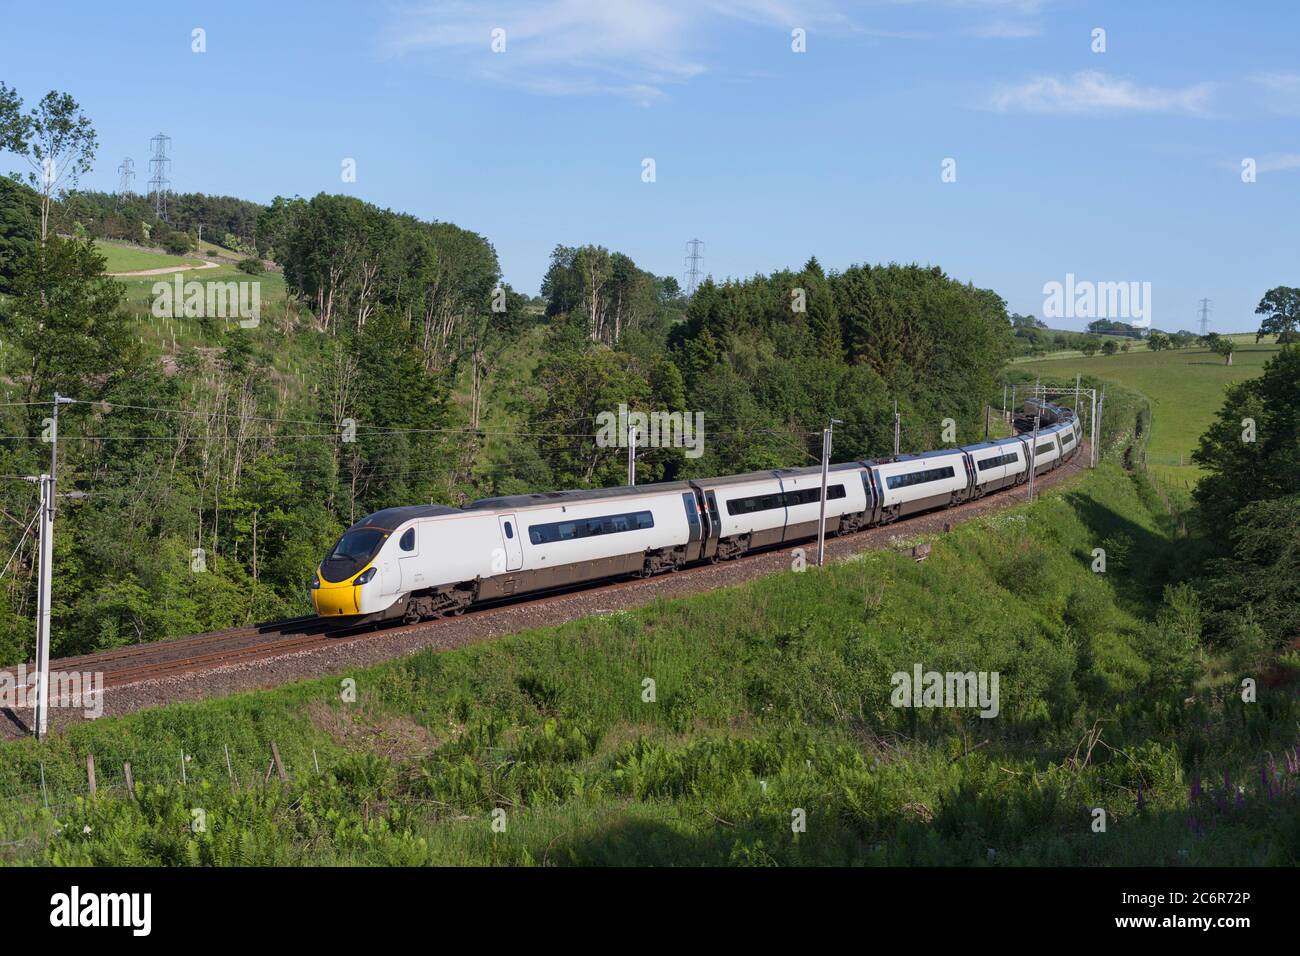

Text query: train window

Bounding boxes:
[1036,442,1055,454]
[1062,434,1075,446]
[504,522,514,539]
[528,510,654,545]
[976,452,1019,472]
[329,528,386,562]
[885,465,956,490]
[725,484,845,515]
[399,528,416,551]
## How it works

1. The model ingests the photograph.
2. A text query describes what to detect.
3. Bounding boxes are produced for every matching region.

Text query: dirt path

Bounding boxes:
[107,259,221,277]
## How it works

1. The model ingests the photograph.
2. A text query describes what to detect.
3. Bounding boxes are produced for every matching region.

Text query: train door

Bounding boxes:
[681,491,703,560]
[859,470,875,523]
[704,490,722,558]
[497,514,523,572]
[398,524,424,592]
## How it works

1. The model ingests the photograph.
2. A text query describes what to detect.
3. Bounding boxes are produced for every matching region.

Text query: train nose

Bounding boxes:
[312,579,360,616]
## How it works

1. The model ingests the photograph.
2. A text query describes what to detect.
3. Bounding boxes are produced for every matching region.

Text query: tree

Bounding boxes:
[1193,345,1300,526]
[1147,331,1170,352]
[0,81,25,154]
[1080,339,1099,357]
[3,236,130,402]
[19,90,98,241]
[1205,332,1235,365]
[0,178,39,292]
[1254,286,1300,343]
[1101,339,1118,356]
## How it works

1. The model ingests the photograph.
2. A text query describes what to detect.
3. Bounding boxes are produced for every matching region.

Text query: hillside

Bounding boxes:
[1017,341,1283,489]
[2,385,1296,865]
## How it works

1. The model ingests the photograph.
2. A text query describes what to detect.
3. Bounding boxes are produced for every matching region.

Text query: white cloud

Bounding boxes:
[1249,72,1300,116]
[1255,153,1300,173]
[383,0,858,105]
[988,71,1214,115]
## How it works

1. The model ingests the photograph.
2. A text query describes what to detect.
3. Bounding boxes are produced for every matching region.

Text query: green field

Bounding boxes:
[94,240,205,273]
[117,265,289,350]
[1010,332,1264,365]
[1017,339,1282,490]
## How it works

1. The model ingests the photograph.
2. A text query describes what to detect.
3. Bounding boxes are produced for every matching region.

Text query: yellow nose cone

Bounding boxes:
[311,564,368,616]
[312,581,359,616]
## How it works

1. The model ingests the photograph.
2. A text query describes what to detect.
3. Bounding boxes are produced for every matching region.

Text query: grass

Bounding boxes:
[1016,340,1282,490]
[1010,332,1266,364]
[2,390,1296,866]
[94,240,205,273]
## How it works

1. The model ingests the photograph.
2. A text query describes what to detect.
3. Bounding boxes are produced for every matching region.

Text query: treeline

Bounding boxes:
[514,257,1011,489]
[1009,312,1206,357]
[57,190,264,253]
[0,177,266,270]
[1192,345,1300,662]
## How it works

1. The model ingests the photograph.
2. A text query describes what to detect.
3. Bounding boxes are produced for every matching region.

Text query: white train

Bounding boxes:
[311,402,1083,621]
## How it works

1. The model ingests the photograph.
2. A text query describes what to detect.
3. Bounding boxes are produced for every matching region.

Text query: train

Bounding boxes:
[311,401,1084,622]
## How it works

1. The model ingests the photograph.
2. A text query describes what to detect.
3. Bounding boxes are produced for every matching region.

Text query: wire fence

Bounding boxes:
[0,736,338,820]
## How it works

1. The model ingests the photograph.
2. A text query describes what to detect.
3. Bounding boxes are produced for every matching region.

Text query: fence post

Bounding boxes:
[123,761,135,800]
[39,762,48,809]
[270,741,288,783]
[86,753,96,797]
[225,743,238,791]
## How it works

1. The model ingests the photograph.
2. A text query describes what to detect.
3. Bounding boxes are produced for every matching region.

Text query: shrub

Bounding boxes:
[161,232,192,255]
[237,257,264,275]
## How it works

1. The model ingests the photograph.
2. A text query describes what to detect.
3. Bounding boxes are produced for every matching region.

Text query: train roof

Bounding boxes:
[350,504,462,531]
[879,448,967,465]
[960,436,1027,453]
[688,463,865,489]
[467,480,694,511]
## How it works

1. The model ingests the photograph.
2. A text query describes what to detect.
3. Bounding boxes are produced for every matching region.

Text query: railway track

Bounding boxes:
[8,440,1090,695]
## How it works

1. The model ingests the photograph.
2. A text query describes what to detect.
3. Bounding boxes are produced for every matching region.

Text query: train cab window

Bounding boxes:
[322,527,388,578]
[504,521,514,539]
[399,528,416,551]
[330,528,386,561]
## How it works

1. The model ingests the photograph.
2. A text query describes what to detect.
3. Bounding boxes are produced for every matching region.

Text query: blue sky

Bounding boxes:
[2,0,1297,331]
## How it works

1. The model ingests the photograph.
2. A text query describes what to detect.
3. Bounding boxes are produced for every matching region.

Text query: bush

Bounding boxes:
[237,257,264,275]
[161,232,192,255]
